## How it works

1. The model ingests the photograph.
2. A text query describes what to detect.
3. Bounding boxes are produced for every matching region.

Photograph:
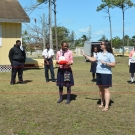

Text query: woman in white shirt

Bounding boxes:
[90,46,99,81]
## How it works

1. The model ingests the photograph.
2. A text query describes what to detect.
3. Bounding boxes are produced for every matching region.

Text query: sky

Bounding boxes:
[19,0,135,41]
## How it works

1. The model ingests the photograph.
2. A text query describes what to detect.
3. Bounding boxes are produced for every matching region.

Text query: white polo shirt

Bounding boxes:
[42,48,54,59]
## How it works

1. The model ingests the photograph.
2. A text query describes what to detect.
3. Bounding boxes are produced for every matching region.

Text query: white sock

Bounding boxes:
[131,73,134,82]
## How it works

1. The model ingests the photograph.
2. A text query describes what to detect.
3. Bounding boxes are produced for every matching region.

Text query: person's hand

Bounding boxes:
[66,62,72,66]
[81,50,85,56]
[46,61,49,65]
[100,60,106,65]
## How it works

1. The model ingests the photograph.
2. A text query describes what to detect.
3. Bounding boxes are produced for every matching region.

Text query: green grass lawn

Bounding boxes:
[0,57,135,135]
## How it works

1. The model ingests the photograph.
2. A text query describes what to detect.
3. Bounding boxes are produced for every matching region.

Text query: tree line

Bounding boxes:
[97,0,135,55]
[22,0,135,53]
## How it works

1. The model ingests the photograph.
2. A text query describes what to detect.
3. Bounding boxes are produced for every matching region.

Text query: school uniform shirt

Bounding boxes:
[56,49,73,69]
[20,45,23,51]
[129,50,135,65]
[42,48,54,59]
[93,52,98,58]
[96,52,115,74]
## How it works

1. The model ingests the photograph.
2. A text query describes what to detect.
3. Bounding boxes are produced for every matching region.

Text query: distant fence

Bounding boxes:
[75,47,134,57]
[25,47,134,57]
[75,47,84,56]
[113,47,133,56]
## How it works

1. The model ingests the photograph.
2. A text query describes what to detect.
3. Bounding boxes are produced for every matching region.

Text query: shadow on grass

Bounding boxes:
[24,68,42,71]
[63,94,77,102]
[85,97,114,107]
[127,80,135,83]
[48,79,57,82]
[23,80,33,84]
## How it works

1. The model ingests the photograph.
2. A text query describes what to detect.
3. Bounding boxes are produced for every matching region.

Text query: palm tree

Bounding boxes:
[97,0,114,46]
[112,0,134,56]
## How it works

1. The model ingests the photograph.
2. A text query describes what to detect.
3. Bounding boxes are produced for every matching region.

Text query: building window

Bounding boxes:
[0,24,2,47]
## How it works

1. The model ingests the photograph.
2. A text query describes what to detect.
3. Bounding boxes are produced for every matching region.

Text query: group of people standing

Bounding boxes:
[9,39,135,111]
[42,41,74,104]
[42,40,116,109]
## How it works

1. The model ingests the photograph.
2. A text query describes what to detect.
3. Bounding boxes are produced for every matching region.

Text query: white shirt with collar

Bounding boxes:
[42,48,54,59]
[20,45,23,51]
[93,52,98,59]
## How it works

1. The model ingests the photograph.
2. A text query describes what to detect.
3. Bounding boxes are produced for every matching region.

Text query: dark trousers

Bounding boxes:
[11,61,24,83]
[44,59,55,81]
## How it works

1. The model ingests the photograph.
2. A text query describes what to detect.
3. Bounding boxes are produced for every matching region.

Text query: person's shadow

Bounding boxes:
[49,79,57,81]
[127,80,135,83]
[63,94,77,102]
[97,99,114,107]
[85,97,114,107]
[23,80,33,84]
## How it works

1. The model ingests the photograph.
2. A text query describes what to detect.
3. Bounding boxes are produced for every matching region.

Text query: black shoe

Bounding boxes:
[17,81,26,84]
[52,80,56,82]
[46,80,49,82]
[10,82,15,85]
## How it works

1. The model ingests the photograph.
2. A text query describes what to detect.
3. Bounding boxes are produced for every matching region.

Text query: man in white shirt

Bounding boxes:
[42,43,56,82]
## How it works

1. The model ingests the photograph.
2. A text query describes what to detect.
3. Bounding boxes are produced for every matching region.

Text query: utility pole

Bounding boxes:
[89,25,91,41]
[52,0,58,52]
[42,13,46,50]
[127,38,129,46]
[122,10,125,56]
[49,0,53,49]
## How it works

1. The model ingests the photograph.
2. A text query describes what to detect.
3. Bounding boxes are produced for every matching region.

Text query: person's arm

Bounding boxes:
[128,58,131,67]
[43,56,47,62]
[128,51,132,67]
[8,48,14,63]
[100,61,116,67]
[66,51,73,66]
[83,54,97,62]
[42,50,46,61]
[50,49,54,59]
[42,50,49,64]
[56,51,59,64]
[100,54,116,67]
[22,50,26,63]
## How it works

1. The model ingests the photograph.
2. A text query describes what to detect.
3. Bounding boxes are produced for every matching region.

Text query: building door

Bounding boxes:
[0,24,2,47]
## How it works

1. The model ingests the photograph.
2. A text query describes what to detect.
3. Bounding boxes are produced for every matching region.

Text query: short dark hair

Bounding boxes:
[16,40,21,44]
[46,43,49,46]
[61,41,67,46]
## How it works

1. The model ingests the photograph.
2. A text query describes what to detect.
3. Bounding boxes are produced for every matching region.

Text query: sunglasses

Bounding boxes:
[100,43,104,45]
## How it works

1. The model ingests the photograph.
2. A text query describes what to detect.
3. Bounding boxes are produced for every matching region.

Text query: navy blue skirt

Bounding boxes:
[96,73,112,88]
[90,62,97,73]
[57,68,74,87]
[129,63,135,73]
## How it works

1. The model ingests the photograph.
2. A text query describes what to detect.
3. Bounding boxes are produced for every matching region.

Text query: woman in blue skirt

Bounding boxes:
[56,41,74,104]
[83,40,116,111]
[90,46,99,81]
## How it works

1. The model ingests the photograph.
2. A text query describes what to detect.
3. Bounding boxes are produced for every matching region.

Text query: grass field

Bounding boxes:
[0,56,135,135]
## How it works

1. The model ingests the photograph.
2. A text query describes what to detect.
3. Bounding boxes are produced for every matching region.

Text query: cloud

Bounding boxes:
[78,27,89,33]
[91,29,110,41]
[92,30,105,36]
[60,19,74,25]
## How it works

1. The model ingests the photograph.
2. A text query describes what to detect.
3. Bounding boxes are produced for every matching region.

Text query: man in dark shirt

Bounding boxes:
[9,40,26,85]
